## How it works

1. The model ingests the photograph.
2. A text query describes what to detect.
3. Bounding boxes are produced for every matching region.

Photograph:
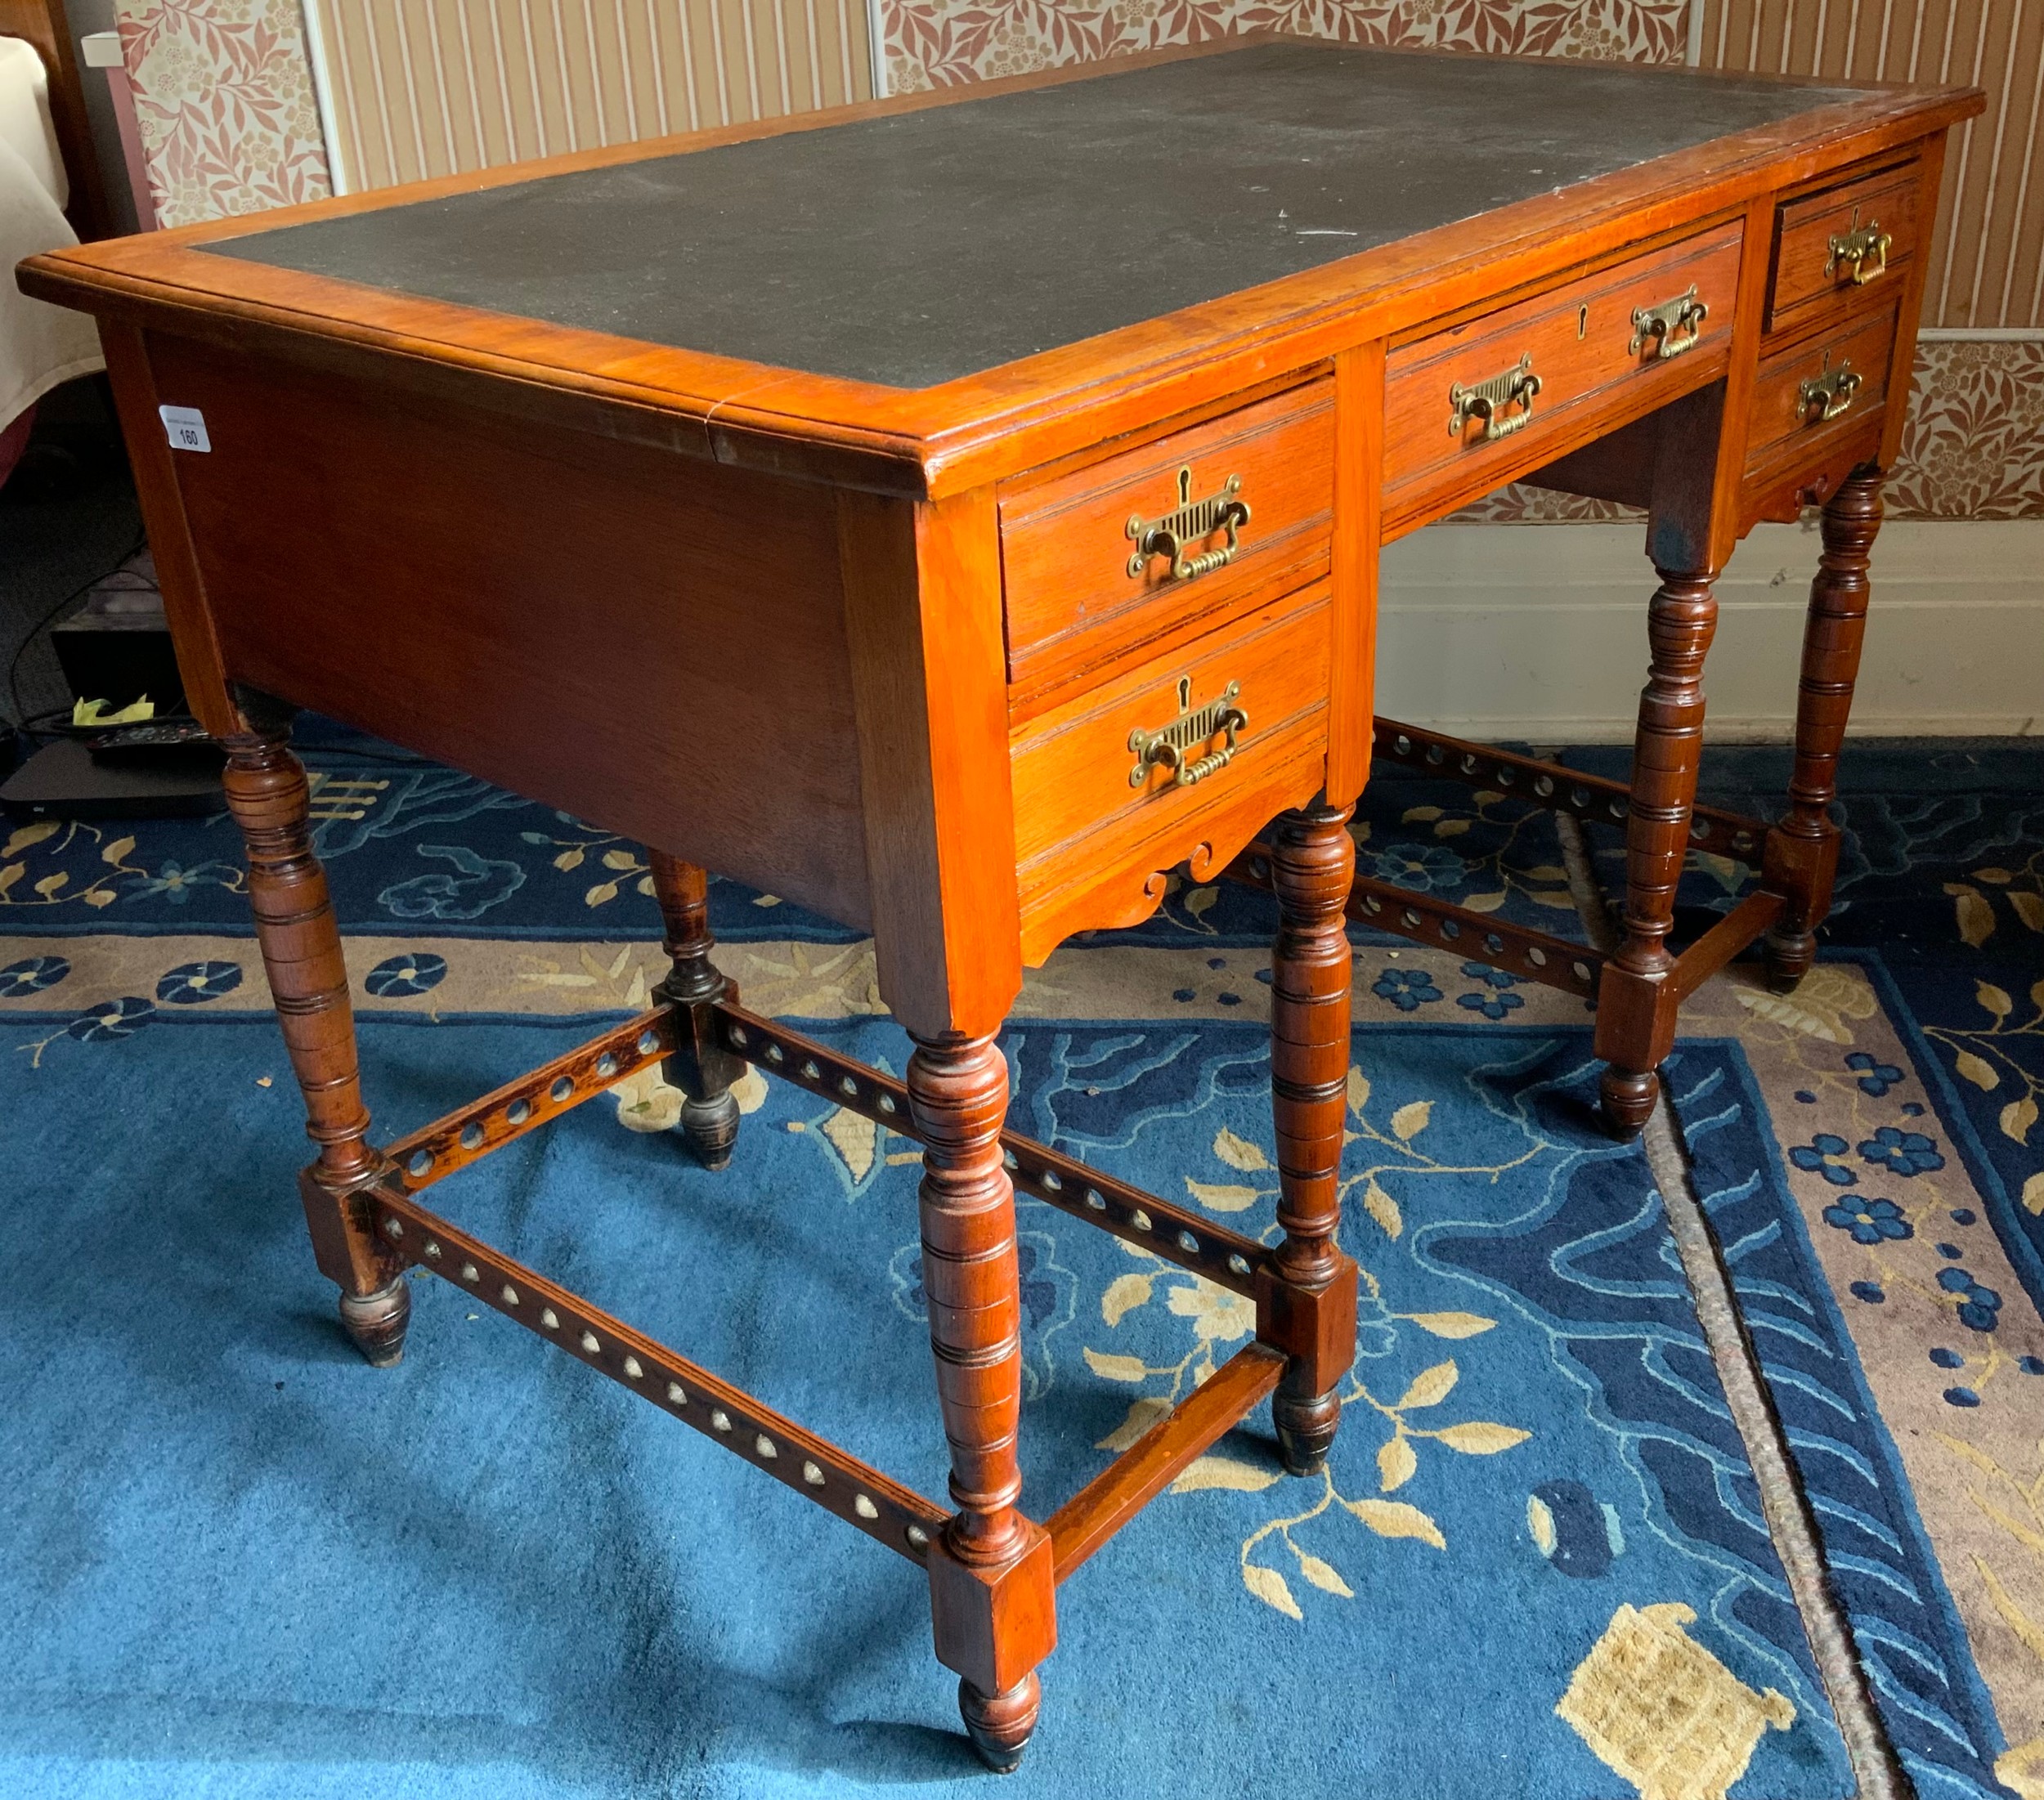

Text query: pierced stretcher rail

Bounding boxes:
[1371,719,1773,867]
[385,1005,679,1193]
[362,1179,948,1561]
[1225,846,1606,999]
[355,1004,1300,1584]
[712,1002,1271,1297]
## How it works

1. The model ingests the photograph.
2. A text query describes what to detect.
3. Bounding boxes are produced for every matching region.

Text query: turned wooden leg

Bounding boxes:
[648,851,746,1170]
[222,722,408,1366]
[1267,803,1360,1477]
[957,1674,1040,1775]
[1595,566,1719,1139]
[1763,466,1883,994]
[907,1031,1055,1774]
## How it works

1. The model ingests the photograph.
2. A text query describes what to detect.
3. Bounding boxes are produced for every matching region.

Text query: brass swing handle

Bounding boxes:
[1799,359,1862,423]
[1449,353,1541,442]
[1127,680,1249,790]
[1827,221,1891,287]
[1629,285,1709,360]
[1126,468,1252,582]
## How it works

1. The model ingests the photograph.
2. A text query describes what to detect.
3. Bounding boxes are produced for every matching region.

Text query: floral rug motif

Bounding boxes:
[3,732,2042,1798]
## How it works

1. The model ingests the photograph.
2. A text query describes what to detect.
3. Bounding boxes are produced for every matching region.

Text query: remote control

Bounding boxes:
[87,721,216,753]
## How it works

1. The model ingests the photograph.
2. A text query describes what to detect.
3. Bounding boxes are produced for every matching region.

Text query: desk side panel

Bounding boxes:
[146,333,872,929]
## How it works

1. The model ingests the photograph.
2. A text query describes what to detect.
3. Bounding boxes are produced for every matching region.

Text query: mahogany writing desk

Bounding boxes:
[20,39,1979,1770]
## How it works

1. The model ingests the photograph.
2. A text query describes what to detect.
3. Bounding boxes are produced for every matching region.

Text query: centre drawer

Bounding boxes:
[1383,221,1742,525]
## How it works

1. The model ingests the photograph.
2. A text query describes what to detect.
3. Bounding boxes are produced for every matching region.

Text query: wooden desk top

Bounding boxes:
[208,45,1865,390]
[20,38,1977,498]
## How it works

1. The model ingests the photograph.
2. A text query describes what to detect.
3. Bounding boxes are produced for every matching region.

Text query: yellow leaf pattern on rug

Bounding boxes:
[1171,1456,1283,1495]
[2004,1098,2038,1146]
[1363,1177,1404,1238]
[1242,1564,1302,1622]
[1397,1359,1458,1409]
[1377,1434,1418,1493]
[1948,883,1997,948]
[1297,1553,1355,1597]
[1184,1178,1262,1212]
[1406,1311,1498,1338]
[1435,1421,1533,1454]
[1955,1050,2001,1091]
[1731,964,1877,1042]
[1343,1498,1447,1549]
[1095,1396,1170,1453]
[1212,1126,1270,1172]
[1345,1067,1370,1115]
[1165,1279,1256,1343]
[1082,1348,1148,1383]
[1100,1273,1152,1327]
[1098,1076,1533,1612]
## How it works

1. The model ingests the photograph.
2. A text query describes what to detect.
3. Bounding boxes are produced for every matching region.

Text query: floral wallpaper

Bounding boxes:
[114,0,331,229]
[880,0,1688,94]
[1885,341,2044,522]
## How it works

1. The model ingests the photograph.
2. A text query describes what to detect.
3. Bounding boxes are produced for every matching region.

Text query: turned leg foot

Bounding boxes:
[1273,1384,1342,1478]
[679,1091,742,1170]
[1762,924,1817,994]
[1598,1064,1659,1139]
[649,850,746,1174]
[959,1674,1039,1774]
[338,1277,411,1368]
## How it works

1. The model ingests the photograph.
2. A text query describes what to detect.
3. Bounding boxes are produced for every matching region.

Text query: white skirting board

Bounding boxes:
[1374,518,2044,742]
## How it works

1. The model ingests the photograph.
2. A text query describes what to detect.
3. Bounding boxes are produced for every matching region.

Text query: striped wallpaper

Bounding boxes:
[1697,1,2043,329]
[300,0,2038,330]
[307,0,876,191]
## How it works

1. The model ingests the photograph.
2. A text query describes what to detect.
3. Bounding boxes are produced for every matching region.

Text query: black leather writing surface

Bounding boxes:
[217,43,1859,389]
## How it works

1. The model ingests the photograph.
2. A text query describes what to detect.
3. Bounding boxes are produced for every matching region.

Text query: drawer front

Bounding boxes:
[999,383,1334,699]
[1012,586,1330,961]
[1745,303,1898,476]
[1767,161,1919,334]
[1384,222,1742,518]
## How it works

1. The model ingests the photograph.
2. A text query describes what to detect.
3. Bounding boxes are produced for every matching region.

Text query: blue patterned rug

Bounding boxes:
[0,1006,2002,1798]
[2,728,2041,1798]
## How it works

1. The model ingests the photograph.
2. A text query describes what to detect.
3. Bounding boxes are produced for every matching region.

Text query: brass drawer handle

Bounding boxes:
[1127,678,1248,790]
[1449,353,1540,442]
[1827,220,1891,287]
[1798,356,1862,423]
[1126,466,1251,582]
[1629,284,1709,360]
